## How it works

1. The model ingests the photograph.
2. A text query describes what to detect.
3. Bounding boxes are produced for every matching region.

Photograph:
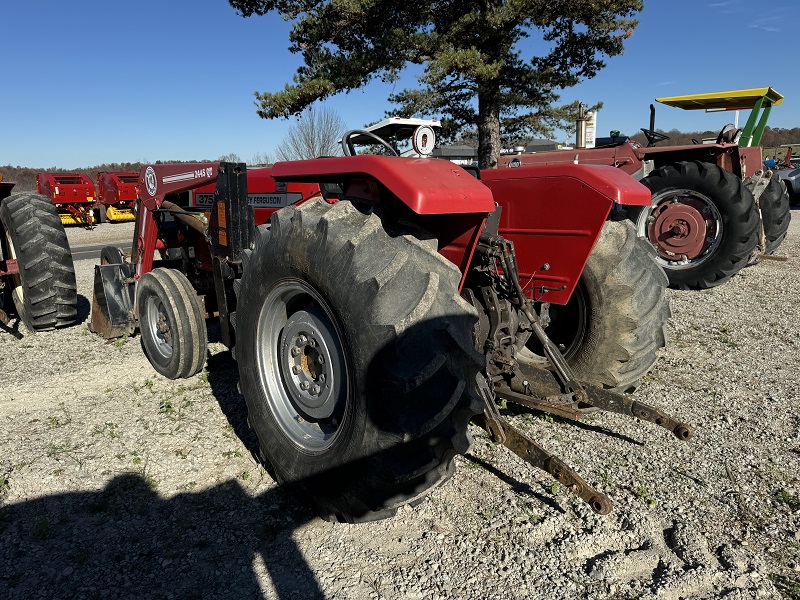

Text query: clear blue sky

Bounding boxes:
[1,0,797,169]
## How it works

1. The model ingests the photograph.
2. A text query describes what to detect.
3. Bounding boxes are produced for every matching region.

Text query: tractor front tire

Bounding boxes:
[0,193,77,331]
[759,176,791,256]
[100,245,125,265]
[137,268,207,379]
[518,218,670,392]
[234,198,483,523]
[630,161,759,290]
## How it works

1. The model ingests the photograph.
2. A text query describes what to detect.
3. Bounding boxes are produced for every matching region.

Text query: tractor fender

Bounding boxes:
[270,155,495,215]
[480,164,652,305]
[271,156,495,284]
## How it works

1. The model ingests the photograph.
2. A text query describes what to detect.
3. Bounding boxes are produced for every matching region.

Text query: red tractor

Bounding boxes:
[499,87,790,290]
[36,172,99,228]
[96,171,138,223]
[89,129,691,523]
[0,175,77,331]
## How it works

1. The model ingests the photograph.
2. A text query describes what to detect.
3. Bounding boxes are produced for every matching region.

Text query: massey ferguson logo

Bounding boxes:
[145,167,157,196]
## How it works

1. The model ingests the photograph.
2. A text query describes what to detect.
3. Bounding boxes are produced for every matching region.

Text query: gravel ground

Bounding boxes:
[1,216,799,600]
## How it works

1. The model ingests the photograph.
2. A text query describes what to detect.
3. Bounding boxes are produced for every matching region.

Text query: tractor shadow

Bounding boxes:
[75,293,91,325]
[0,474,325,599]
[464,455,566,514]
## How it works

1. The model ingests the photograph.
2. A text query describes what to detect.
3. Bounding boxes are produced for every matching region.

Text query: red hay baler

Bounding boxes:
[96,171,138,223]
[36,172,98,228]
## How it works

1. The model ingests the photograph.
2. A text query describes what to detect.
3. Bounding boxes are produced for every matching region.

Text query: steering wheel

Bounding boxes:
[640,128,670,147]
[716,124,740,144]
[341,129,399,157]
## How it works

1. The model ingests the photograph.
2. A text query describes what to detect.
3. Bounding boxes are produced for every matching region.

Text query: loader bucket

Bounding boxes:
[89,263,136,338]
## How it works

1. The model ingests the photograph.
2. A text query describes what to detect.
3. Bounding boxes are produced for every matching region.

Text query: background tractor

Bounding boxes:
[0,175,77,331]
[499,87,791,290]
[770,143,800,208]
[89,127,691,523]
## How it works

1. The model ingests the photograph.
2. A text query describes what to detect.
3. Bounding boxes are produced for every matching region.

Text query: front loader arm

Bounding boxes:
[133,163,220,277]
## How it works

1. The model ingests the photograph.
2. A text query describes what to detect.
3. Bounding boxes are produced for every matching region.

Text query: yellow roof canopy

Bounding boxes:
[656,87,783,111]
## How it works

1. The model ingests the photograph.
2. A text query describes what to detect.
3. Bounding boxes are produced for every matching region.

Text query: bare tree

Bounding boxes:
[217,153,242,163]
[249,152,273,166]
[275,105,346,161]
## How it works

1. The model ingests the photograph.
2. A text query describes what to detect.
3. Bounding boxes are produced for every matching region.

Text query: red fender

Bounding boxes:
[481,164,652,305]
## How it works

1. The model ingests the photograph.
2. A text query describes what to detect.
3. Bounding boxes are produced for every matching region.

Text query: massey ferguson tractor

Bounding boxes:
[499,87,791,290]
[0,175,77,331]
[89,126,692,523]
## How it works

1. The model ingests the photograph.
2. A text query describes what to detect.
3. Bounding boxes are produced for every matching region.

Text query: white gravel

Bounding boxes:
[1,216,799,599]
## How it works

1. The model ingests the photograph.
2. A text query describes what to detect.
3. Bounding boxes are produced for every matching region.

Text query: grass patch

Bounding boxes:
[775,489,800,509]
[769,574,800,599]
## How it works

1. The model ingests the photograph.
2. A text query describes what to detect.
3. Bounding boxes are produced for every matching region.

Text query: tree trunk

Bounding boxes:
[477,89,501,170]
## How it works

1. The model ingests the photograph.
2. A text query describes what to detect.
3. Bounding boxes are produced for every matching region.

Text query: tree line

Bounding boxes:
[629,126,800,150]
[3,123,799,193]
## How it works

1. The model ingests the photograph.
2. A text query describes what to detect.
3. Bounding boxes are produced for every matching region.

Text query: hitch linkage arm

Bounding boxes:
[476,374,613,515]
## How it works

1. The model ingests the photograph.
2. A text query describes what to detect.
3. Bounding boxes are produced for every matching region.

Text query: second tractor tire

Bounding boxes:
[630,160,760,290]
[758,176,791,256]
[518,218,670,392]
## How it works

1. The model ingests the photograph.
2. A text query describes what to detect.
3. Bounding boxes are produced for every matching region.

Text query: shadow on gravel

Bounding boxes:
[205,349,261,461]
[0,474,325,599]
[464,455,566,514]
[557,417,645,446]
[0,319,23,339]
[75,294,91,326]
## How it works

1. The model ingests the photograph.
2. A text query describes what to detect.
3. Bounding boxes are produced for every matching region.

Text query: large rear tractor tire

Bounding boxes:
[629,161,759,290]
[518,218,670,393]
[137,268,208,379]
[758,176,791,256]
[0,193,77,331]
[234,198,483,523]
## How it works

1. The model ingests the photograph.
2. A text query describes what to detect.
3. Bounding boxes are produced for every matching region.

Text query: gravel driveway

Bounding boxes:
[1,216,799,600]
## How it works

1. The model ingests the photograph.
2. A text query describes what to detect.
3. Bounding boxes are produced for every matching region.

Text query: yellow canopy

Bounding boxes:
[656,87,783,111]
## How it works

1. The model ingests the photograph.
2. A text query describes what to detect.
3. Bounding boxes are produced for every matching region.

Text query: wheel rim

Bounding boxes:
[256,280,348,452]
[144,295,174,362]
[636,189,723,269]
[519,283,588,365]
[3,228,23,307]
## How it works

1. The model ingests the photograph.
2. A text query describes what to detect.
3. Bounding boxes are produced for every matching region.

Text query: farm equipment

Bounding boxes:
[36,172,98,228]
[0,175,77,331]
[499,87,791,290]
[96,171,138,223]
[770,144,800,208]
[89,133,690,523]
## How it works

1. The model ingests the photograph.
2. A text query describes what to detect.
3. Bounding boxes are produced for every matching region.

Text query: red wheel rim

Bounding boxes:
[647,197,717,261]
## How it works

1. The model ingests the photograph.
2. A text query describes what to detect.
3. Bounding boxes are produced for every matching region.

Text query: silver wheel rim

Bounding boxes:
[144,295,174,361]
[636,189,723,270]
[256,280,348,452]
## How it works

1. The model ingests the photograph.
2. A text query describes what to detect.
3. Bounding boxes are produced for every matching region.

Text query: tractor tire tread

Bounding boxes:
[236,198,483,523]
[0,192,77,330]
